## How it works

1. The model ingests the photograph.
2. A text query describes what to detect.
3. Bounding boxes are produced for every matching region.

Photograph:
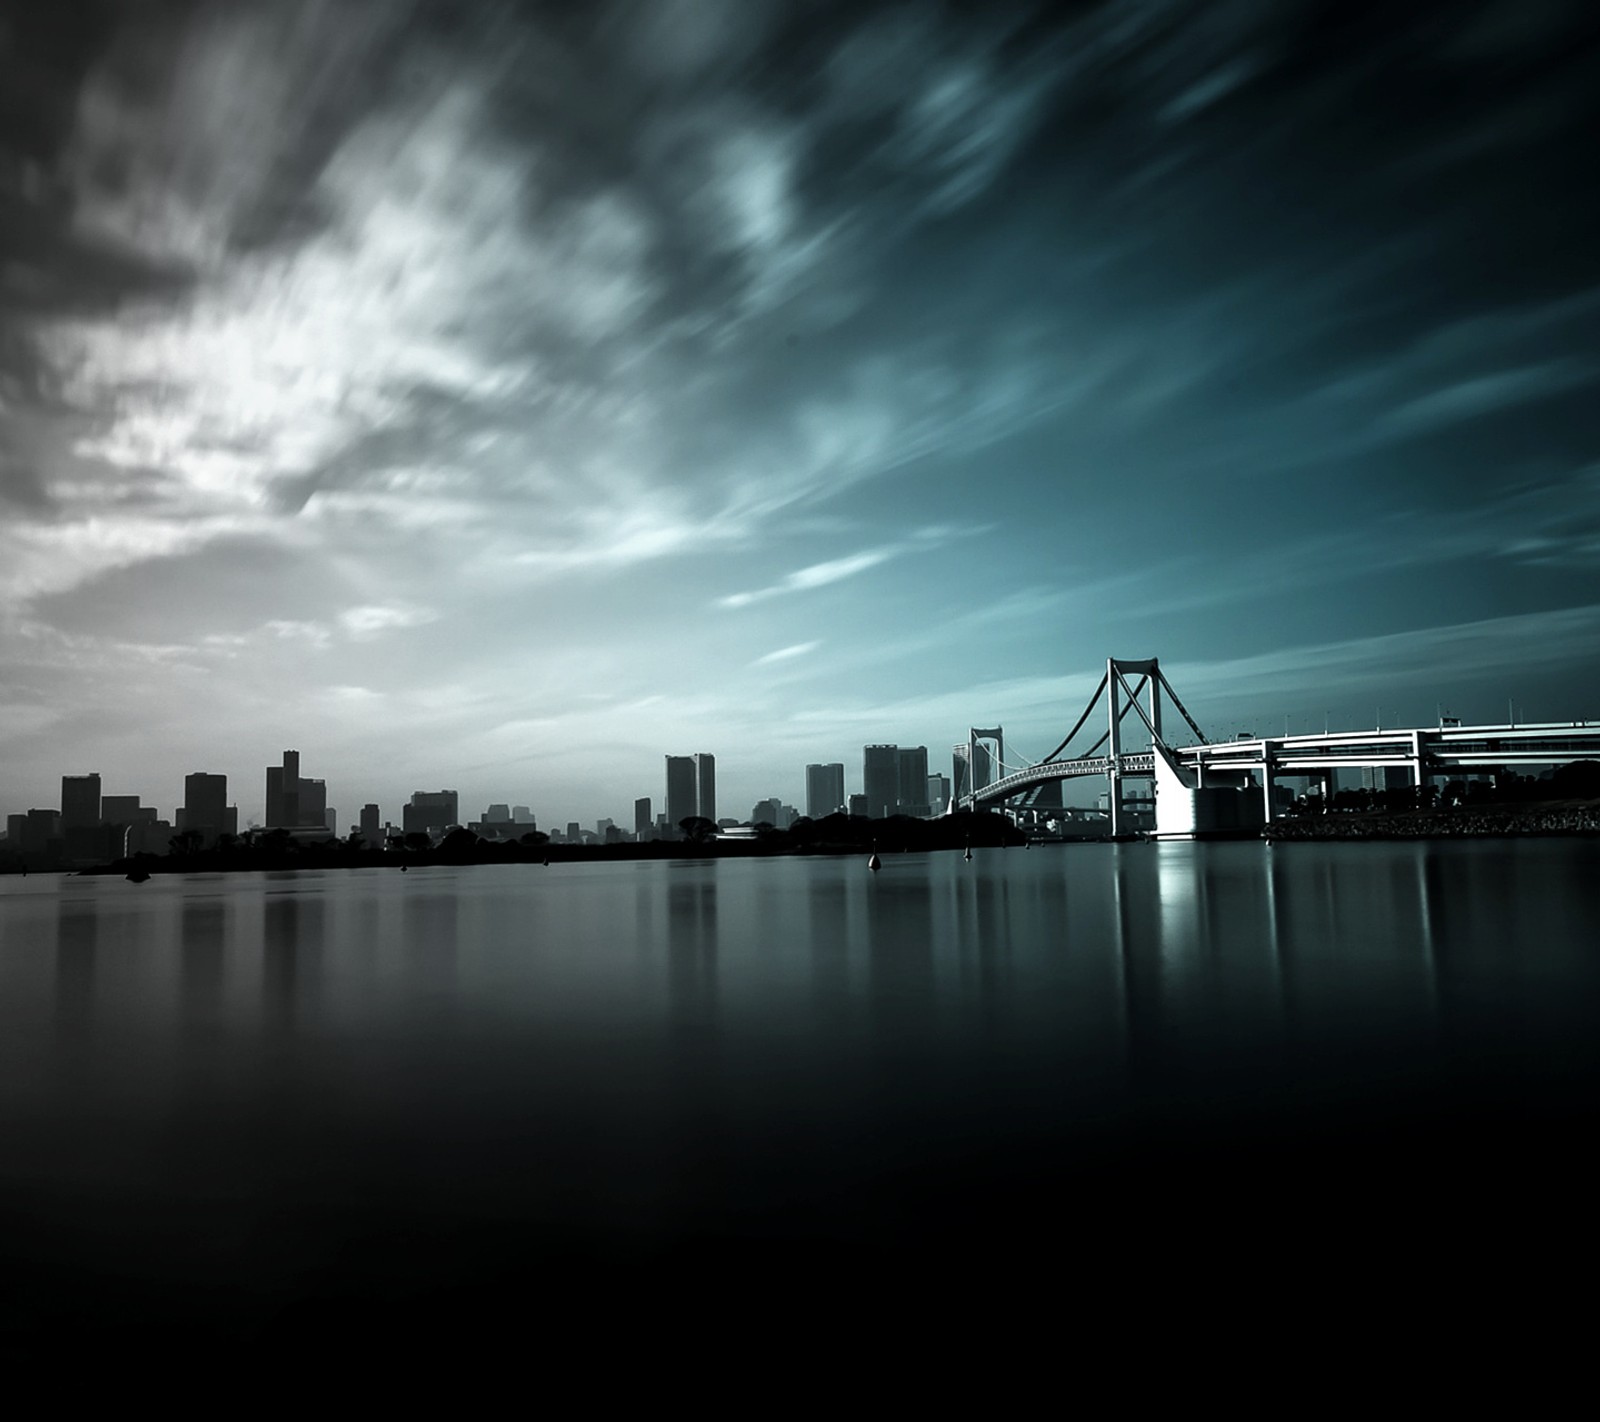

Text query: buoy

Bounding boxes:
[963,846,972,862]
[543,856,550,866]
[868,852,881,871]
[400,863,408,873]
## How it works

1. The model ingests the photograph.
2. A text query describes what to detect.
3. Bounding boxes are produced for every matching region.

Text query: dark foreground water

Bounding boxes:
[2,841,1596,1358]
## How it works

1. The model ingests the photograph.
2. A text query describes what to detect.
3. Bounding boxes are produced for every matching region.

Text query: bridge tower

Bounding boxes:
[958,727,1004,805]
[1106,659,1165,836]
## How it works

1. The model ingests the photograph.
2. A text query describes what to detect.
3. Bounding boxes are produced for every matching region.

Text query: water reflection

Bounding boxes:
[3,842,1595,1343]
[864,870,934,1035]
[263,888,326,1032]
[54,894,98,1044]
[666,877,718,1037]
[180,896,228,1019]
[807,872,852,1022]
[402,889,460,1014]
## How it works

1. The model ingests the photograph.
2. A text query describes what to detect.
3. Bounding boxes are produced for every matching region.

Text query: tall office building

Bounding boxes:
[805,763,846,819]
[896,746,930,817]
[927,774,952,815]
[360,804,381,843]
[952,742,993,804]
[695,754,717,825]
[665,755,697,834]
[751,798,781,827]
[299,778,327,830]
[61,774,101,829]
[182,773,228,846]
[635,798,652,836]
[863,745,900,819]
[402,790,458,836]
[266,751,324,829]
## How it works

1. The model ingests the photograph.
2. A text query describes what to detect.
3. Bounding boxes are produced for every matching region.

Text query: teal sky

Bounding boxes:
[3,0,1599,828]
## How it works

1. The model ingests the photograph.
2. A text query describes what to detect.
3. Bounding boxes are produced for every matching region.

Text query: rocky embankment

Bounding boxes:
[1265,803,1600,840]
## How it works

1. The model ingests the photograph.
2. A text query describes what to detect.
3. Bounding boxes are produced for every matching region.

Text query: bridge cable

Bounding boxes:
[1037,673,1108,764]
[1069,677,1150,762]
[1155,668,1209,745]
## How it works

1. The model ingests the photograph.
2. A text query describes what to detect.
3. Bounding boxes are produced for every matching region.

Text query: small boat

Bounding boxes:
[125,869,151,883]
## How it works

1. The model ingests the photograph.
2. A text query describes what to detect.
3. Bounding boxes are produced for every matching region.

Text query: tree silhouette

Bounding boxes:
[168,829,204,857]
[678,816,717,844]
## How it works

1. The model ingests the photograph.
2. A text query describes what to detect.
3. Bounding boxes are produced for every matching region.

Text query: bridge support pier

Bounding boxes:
[1106,658,1124,836]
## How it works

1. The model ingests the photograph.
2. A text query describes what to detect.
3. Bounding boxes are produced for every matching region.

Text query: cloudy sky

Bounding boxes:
[3,0,1599,828]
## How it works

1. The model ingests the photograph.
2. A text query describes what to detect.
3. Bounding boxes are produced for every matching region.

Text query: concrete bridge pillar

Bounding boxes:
[1261,750,1276,823]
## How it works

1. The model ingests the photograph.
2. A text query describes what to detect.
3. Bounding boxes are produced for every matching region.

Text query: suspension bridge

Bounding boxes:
[953,658,1600,839]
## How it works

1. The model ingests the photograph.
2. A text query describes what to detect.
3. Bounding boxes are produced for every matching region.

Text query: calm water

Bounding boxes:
[2,840,1596,1347]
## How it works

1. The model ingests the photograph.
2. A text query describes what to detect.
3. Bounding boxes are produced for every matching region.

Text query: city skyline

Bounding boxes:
[4,3,1599,830]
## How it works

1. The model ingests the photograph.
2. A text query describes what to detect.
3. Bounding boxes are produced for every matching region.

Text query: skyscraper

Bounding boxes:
[635,797,652,836]
[927,774,952,815]
[805,763,845,819]
[896,746,930,817]
[182,773,228,846]
[953,742,993,804]
[61,774,101,829]
[695,753,716,825]
[863,745,899,818]
[665,755,697,834]
[360,804,381,843]
[266,751,300,828]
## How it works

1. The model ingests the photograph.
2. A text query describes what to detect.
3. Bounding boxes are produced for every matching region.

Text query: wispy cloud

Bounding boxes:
[719,549,896,608]
[1380,361,1595,436]
[752,641,820,666]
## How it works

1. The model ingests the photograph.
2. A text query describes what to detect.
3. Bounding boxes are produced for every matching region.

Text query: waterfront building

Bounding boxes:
[181,773,229,847]
[403,790,459,836]
[101,795,150,825]
[848,794,868,817]
[927,774,952,815]
[695,754,717,825]
[360,804,381,844]
[61,774,101,830]
[863,745,899,819]
[635,798,652,836]
[265,751,325,830]
[805,763,845,819]
[665,756,697,834]
[897,746,930,817]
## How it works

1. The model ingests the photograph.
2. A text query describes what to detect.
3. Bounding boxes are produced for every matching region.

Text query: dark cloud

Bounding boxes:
[4,0,1600,820]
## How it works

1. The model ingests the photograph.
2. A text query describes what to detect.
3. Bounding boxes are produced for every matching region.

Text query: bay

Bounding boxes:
[1,840,1595,1351]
